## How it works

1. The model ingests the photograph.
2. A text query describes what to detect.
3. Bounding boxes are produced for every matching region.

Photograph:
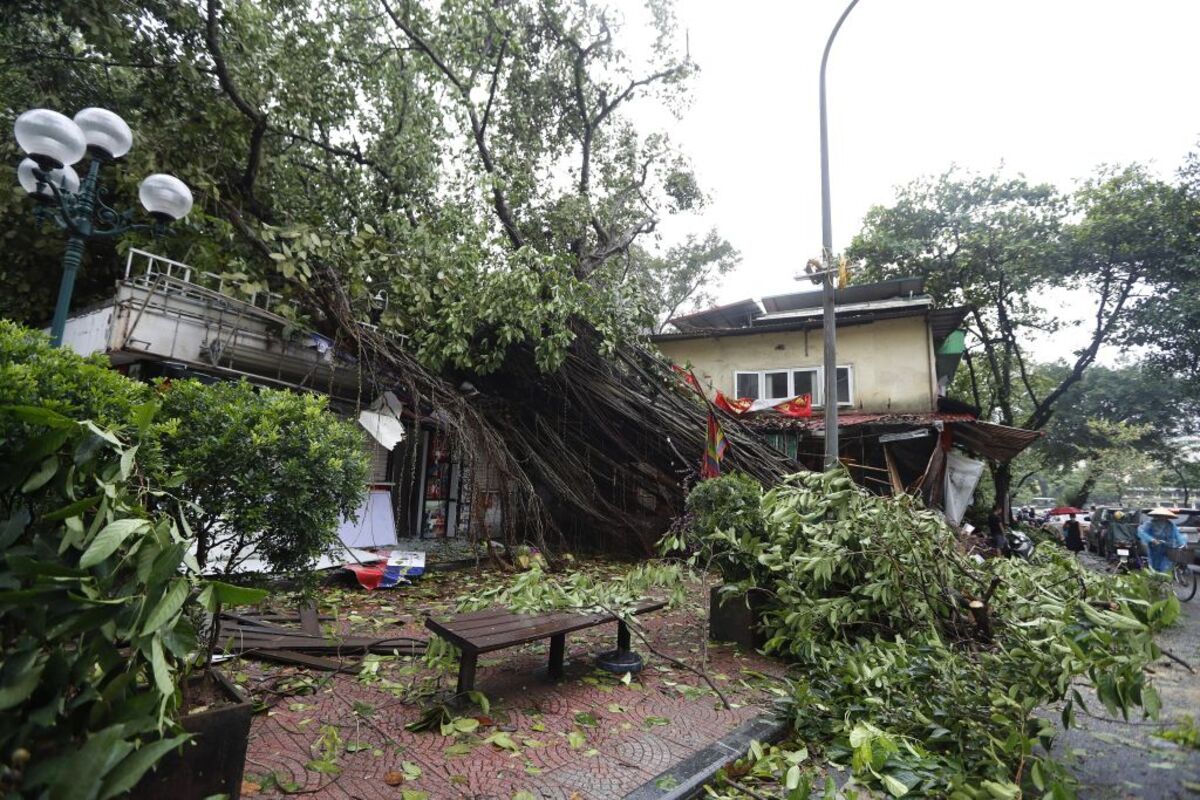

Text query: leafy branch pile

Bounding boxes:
[674,471,1177,798]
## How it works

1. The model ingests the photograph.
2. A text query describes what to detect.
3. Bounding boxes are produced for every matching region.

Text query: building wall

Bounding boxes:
[655,316,936,412]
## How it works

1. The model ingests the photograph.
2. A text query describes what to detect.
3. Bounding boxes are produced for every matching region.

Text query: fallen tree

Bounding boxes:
[670,470,1178,797]
[309,268,795,555]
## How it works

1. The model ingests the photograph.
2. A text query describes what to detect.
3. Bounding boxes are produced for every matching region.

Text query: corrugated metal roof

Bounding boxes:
[761,277,926,313]
[952,420,1043,463]
[669,298,762,331]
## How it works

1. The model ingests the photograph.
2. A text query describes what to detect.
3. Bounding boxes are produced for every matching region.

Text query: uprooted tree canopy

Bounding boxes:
[670,471,1178,797]
[1,0,786,553]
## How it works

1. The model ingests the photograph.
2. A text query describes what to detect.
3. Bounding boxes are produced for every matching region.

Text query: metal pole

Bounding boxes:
[48,157,100,347]
[818,0,862,469]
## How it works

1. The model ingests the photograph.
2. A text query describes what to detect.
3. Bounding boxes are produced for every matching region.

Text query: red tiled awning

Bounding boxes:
[739,411,977,431]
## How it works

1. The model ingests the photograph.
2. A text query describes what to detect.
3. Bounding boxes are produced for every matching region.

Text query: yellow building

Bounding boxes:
[653,277,965,414]
[652,278,1038,511]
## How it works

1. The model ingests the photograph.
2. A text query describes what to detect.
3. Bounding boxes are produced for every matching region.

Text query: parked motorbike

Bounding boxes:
[1112,540,1147,573]
[1006,530,1034,560]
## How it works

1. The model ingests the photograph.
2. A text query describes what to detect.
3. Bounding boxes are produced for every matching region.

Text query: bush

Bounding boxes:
[158,379,368,574]
[674,470,1175,797]
[0,321,151,464]
[0,323,370,576]
[0,406,194,800]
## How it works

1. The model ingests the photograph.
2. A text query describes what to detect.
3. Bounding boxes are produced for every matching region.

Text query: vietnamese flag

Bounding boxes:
[775,394,813,418]
[714,391,754,415]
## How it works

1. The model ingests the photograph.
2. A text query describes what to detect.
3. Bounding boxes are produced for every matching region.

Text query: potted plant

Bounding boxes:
[661,473,773,650]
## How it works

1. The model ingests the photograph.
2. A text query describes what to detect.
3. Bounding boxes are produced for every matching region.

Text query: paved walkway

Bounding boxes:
[1051,554,1200,798]
[238,567,783,799]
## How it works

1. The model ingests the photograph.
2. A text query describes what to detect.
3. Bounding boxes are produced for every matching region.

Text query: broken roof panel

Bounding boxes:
[951,420,1043,464]
[668,298,763,331]
[761,276,926,313]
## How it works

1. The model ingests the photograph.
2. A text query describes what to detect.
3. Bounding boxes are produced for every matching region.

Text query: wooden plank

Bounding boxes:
[883,444,905,496]
[246,649,361,673]
[299,606,321,636]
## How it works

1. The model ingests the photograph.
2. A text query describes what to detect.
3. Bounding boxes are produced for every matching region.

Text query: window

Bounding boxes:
[732,366,853,406]
[835,366,852,406]
[792,369,817,400]
[735,372,760,400]
[764,371,789,399]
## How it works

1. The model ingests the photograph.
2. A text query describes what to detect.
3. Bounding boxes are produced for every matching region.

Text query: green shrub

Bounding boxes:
[158,379,368,575]
[0,406,194,800]
[0,321,151,464]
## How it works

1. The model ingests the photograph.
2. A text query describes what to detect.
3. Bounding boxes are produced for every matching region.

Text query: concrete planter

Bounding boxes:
[708,585,769,651]
[130,670,252,800]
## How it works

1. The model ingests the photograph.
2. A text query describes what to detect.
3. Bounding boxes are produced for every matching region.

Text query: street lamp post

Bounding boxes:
[818,0,862,469]
[13,107,194,346]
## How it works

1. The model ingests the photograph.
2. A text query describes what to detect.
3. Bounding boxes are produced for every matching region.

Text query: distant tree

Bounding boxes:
[849,166,1187,504]
[158,380,368,574]
[621,229,740,332]
[1121,144,1200,384]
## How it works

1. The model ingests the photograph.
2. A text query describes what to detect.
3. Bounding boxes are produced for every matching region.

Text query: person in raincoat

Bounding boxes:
[1137,508,1187,572]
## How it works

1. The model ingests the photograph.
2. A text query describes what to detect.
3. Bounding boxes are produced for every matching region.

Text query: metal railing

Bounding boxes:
[123,248,283,313]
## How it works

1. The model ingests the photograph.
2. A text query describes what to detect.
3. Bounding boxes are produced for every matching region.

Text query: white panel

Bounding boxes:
[336,489,397,548]
[58,307,113,356]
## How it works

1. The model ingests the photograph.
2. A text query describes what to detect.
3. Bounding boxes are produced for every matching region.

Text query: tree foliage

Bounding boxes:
[158,379,368,574]
[676,471,1176,797]
[0,0,725,373]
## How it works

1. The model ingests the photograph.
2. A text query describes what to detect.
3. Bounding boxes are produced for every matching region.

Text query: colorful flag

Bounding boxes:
[701,411,728,479]
[671,363,703,396]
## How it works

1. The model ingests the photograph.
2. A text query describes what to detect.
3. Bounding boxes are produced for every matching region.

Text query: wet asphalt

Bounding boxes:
[1049,552,1200,799]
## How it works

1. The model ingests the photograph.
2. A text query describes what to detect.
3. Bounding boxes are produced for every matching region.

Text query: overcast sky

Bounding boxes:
[639,0,1200,357]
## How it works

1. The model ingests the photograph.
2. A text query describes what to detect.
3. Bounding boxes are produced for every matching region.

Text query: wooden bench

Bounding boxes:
[425,600,667,695]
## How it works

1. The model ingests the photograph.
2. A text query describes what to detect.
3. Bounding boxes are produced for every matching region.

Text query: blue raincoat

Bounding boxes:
[1136,518,1186,572]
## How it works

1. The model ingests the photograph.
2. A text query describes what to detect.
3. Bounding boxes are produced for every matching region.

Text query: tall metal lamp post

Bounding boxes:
[13,107,194,346]
[817,0,863,469]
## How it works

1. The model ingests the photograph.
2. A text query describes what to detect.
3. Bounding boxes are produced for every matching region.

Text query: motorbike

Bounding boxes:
[1006,530,1035,560]
[1112,540,1148,573]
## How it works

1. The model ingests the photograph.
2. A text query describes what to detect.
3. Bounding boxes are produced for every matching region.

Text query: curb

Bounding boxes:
[624,714,790,800]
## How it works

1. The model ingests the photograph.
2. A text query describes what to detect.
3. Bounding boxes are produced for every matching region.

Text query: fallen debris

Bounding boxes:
[215,609,427,672]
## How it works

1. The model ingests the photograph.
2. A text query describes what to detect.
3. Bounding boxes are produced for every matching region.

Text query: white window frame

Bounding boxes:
[731,366,854,408]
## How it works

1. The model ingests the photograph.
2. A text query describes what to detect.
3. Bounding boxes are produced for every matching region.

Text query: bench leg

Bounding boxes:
[456,650,478,695]
[617,620,631,652]
[548,633,566,679]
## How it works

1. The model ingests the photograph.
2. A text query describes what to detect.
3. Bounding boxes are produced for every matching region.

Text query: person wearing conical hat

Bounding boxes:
[1137,508,1187,572]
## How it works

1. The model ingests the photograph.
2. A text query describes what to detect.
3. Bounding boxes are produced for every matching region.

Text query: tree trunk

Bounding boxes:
[1067,473,1097,509]
[993,462,1013,517]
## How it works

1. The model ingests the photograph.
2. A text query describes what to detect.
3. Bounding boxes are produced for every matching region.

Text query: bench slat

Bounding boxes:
[425,600,665,655]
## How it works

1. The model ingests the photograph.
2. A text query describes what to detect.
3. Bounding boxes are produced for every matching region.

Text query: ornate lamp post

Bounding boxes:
[13,107,194,346]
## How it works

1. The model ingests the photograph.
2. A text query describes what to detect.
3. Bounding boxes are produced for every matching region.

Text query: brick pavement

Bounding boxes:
[237,566,786,799]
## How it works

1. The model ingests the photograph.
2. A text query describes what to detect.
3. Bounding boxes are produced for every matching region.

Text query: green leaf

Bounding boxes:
[21,456,58,493]
[566,730,586,749]
[882,773,910,797]
[142,578,189,635]
[0,656,45,710]
[197,580,268,611]
[150,636,173,697]
[80,518,150,568]
[41,493,102,522]
[574,711,598,727]
[97,734,191,799]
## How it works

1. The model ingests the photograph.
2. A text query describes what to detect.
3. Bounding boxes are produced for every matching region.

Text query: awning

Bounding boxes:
[950,420,1042,463]
[741,411,977,431]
